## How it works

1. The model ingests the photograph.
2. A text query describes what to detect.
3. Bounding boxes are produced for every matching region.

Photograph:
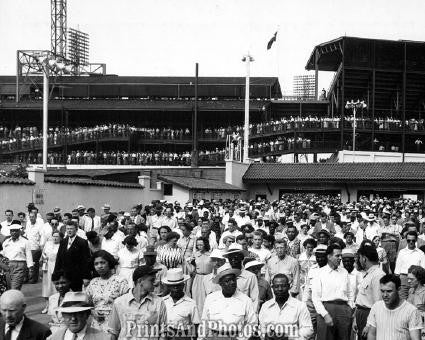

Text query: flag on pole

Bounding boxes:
[267,31,277,50]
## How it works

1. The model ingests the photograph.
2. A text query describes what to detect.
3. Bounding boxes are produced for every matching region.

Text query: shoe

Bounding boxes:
[41,307,48,314]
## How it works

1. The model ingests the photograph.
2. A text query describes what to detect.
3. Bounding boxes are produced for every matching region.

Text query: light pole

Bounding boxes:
[345,100,367,162]
[242,54,254,163]
[36,55,71,171]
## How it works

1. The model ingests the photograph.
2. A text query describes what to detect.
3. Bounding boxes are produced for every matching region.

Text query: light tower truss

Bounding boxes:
[51,0,67,58]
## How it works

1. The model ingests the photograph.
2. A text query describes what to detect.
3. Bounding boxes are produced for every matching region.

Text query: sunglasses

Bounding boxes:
[407,239,416,243]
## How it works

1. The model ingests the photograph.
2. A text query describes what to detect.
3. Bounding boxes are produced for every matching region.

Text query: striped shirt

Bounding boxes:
[367,300,422,340]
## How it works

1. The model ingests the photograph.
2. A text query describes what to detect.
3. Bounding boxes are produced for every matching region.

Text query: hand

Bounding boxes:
[352,317,358,333]
[324,313,334,327]
[83,279,90,287]
[362,325,369,338]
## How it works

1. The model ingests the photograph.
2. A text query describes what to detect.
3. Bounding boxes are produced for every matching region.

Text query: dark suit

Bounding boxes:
[0,316,51,340]
[50,327,105,340]
[53,235,91,291]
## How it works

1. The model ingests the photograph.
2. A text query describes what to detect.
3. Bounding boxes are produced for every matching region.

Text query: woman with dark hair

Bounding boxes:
[156,230,183,269]
[117,236,143,288]
[85,249,129,332]
[48,270,72,333]
[155,225,171,248]
[190,237,212,313]
[407,265,425,311]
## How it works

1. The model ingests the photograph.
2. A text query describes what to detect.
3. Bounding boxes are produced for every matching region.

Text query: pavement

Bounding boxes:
[21,281,51,325]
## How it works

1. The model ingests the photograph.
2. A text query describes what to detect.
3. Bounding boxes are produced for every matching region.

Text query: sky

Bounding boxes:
[1,0,424,95]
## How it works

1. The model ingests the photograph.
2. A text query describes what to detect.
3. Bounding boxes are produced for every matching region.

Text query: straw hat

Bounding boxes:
[212,263,241,284]
[57,292,93,313]
[162,268,190,285]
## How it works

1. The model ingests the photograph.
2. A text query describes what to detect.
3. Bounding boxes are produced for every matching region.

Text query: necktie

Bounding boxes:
[71,332,78,340]
[91,218,94,231]
[67,237,73,249]
[5,325,15,340]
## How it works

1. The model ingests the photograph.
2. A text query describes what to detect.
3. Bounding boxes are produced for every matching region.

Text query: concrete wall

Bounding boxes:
[0,184,35,216]
[225,160,249,189]
[338,150,425,163]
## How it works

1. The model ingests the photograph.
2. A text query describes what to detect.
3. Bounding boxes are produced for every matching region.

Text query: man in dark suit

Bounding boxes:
[53,221,91,291]
[0,289,51,340]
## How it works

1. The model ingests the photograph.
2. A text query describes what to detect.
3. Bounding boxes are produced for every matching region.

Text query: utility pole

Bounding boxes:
[242,54,254,163]
[191,63,199,167]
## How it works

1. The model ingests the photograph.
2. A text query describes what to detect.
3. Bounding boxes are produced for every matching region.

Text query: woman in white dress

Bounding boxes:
[117,236,143,288]
[41,230,62,313]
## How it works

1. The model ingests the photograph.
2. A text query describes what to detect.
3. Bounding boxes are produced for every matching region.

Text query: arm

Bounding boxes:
[248,273,259,311]
[298,304,314,340]
[107,302,121,339]
[367,326,376,340]
[25,240,34,268]
[311,273,328,318]
[290,260,300,296]
[80,240,92,280]
[158,301,167,340]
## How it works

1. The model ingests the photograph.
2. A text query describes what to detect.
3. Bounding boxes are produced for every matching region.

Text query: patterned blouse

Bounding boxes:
[85,274,129,332]
[157,244,183,269]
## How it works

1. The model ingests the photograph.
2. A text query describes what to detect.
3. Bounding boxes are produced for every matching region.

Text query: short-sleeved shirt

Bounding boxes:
[367,300,422,340]
[108,291,167,340]
[162,294,200,329]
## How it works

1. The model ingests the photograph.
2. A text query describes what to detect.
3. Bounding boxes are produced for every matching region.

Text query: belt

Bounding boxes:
[9,260,26,263]
[356,304,371,311]
[196,272,210,275]
[323,300,348,305]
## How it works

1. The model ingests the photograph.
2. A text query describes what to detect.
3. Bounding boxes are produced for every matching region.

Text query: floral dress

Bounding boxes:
[0,255,9,295]
[85,274,129,332]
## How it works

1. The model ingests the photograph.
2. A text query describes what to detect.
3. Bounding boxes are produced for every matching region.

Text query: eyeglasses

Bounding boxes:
[407,239,416,243]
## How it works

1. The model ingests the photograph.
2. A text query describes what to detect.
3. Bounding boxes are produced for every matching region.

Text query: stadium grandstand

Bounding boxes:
[1,36,425,165]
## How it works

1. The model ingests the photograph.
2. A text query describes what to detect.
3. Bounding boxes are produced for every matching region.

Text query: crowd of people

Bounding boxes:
[0,194,424,340]
[11,149,226,166]
[1,116,424,153]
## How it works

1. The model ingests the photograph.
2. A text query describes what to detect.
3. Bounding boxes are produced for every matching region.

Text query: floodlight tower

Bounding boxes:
[51,0,67,58]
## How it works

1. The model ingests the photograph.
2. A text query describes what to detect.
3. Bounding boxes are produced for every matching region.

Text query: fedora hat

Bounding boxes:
[57,292,93,313]
[212,263,241,284]
[9,224,22,231]
[162,268,190,285]
[365,213,376,222]
[209,249,225,259]
[223,243,249,258]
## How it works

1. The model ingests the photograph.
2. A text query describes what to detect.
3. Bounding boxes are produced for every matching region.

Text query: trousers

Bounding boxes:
[316,301,352,340]
[9,261,27,290]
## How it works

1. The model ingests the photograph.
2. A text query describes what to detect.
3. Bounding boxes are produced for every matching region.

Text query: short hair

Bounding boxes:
[51,270,71,282]
[165,231,180,242]
[181,222,194,232]
[326,243,341,256]
[64,213,72,219]
[65,220,77,228]
[90,250,118,275]
[123,236,138,247]
[380,274,401,290]
[17,212,26,218]
[357,244,379,262]
[408,265,425,285]
[87,208,95,213]
[272,273,290,285]
[236,235,246,242]
[253,231,263,239]
[228,218,236,225]
[196,236,211,251]
[303,238,317,248]
[159,225,171,234]
[5,210,13,215]
[406,230,418,239]
[275,238,287,247]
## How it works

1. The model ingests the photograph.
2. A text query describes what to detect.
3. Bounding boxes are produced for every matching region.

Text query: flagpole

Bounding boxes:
[242,54,254,164]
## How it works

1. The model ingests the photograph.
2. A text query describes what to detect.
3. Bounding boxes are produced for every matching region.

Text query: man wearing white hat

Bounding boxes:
[355,213,380,245]
[201,263,257,340]
[234,207,251,228]
[223,244,259,311]
[50,292,105,340]
[162,268,200,340]
[1,224,33,290]
[341,248,361,299]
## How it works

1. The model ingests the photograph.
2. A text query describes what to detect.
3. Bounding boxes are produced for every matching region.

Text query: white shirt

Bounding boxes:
[64,325,88,340]
[234,215,251,228]
[0,220,12,236]
[195,230,218,250]
[259,297,313,340]
[162,294,200,329]
[356,223,380,245]
[312,264,355,317]
[394,247,425,275]
[101,237,121,257]
[201,290,257,340]
[82,215,101,233]
[1,236,33,267]
[25,222,42,250]
[6,316,24,340]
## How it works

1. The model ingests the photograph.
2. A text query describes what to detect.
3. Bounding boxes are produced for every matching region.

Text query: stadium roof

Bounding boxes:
[44,176,142,188]
[243,162,425,183]
[305,36,425,71]
[0,99,268,111]
[158,175,245,191]
[0,177,34,185]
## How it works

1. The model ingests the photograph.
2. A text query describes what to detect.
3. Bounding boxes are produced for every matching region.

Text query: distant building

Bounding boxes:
[293,75,316,100]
